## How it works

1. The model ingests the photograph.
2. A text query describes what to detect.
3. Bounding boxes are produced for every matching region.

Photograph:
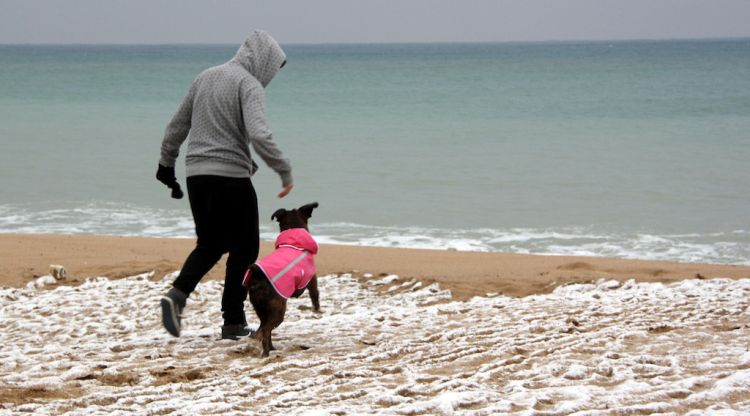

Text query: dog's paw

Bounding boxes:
[300,305,324,315]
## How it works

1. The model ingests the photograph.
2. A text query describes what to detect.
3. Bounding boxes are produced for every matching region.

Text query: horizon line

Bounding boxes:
[1,35,749,47]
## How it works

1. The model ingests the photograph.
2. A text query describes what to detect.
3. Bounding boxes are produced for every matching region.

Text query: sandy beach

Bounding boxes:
[2,233,750,413]
[1,233,749,299]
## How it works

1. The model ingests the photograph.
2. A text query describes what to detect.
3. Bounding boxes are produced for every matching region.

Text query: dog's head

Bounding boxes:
[271,202,319,231]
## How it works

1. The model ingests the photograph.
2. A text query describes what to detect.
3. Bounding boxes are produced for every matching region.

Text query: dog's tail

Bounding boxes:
[242,267,252,287]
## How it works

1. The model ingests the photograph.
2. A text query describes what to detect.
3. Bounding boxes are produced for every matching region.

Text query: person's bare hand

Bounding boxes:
[278,183,294,198]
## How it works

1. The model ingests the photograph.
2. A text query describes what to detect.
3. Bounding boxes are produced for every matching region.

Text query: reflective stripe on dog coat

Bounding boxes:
[243,228,318,299]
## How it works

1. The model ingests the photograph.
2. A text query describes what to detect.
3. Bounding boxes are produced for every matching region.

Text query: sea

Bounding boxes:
[1,39,749,264]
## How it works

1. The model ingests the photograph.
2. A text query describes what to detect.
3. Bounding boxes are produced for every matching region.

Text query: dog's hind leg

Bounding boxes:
[250,300,273,357]
[257,298,287,357]
[256,312,274,357]
[258,323,278,357]
[258,325,273,357]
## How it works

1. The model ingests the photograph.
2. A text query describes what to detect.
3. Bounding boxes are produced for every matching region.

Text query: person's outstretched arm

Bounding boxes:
[159,82,196,167]
[156,82,196,199]
[241,83,294,197]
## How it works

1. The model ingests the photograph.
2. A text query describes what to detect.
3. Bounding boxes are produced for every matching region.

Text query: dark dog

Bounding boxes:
[243,202,320,357]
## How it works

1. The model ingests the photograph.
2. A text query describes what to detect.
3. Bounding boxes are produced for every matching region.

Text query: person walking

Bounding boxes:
[156,30,293,340]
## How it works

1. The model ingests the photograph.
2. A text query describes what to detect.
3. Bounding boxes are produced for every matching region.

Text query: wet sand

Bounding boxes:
[2,233,748,300]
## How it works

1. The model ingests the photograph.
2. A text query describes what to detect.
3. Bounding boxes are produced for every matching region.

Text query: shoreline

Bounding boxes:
[2,233,749,300]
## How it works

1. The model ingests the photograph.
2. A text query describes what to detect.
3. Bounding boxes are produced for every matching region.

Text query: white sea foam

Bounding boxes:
[1,273,749,414]
[1,203,749,265]
[0,202,196,238]
[313,223,750,265]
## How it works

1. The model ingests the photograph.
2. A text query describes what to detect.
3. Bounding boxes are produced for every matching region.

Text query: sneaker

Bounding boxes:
[161,287,187,337]
[221,324,256,340]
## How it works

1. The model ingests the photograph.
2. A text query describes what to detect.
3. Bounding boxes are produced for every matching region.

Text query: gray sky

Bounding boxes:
[2,0,749,44]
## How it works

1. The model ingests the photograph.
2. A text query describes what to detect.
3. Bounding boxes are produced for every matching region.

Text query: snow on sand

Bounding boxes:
[1,272,750,415]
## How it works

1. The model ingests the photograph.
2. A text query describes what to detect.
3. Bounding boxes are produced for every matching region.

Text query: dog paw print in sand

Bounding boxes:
[100,373,140,387]
[149,366,211,386]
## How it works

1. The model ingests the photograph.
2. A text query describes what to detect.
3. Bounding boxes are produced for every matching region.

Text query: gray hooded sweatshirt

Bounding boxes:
[159,30,292,186]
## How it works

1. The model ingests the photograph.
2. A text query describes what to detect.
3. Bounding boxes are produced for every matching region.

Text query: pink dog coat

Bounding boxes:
[243,228,318,299]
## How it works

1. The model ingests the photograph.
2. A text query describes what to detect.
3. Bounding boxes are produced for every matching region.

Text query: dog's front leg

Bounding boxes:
[307,275,320,312]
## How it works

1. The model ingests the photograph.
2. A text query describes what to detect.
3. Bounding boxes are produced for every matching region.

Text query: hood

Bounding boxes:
[231,29,286,88]
[275,228,318,254]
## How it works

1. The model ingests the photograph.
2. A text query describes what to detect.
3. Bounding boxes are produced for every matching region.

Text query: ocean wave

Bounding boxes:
[1,203,748,265]
[310,223,750,265]
[0,202,196,238]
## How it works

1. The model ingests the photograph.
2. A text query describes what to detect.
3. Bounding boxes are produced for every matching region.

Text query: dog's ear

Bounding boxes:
[298,202,319,220]
[271,209,288,222]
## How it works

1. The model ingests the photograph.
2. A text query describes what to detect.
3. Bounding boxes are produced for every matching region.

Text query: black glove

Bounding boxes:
[156,164,184,199]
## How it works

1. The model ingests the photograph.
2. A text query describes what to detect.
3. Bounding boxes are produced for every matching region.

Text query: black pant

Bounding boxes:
[172,175,259,326]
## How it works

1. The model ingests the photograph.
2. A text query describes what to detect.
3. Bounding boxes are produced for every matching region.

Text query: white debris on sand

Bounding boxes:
[1,273,749,415]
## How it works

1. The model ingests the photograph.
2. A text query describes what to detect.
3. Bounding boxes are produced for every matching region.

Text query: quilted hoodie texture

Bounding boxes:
[159,30,292,185]
[244,228,318,298]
